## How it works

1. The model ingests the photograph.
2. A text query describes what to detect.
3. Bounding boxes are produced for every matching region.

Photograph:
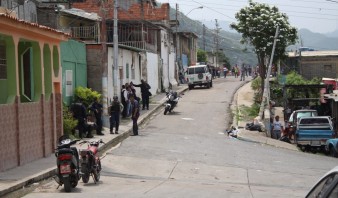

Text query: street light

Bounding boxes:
[186,6,203,16]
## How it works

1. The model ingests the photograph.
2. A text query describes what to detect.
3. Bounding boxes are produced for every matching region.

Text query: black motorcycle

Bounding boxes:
[164,90,180,115]
[54,135,80,192]
[79,139,105,184]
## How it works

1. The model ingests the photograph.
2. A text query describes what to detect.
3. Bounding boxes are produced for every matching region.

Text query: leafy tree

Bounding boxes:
[197,49,207,63]
[230,1,297,91]
[217,52,231,68]
[74,86,101,108]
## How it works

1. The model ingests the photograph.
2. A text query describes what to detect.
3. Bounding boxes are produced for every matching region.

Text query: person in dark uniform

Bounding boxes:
[89,97,104,135]
[130,95,140,135]
[131,79,151,110]
[70,100,93,139]
[109,96,123,134]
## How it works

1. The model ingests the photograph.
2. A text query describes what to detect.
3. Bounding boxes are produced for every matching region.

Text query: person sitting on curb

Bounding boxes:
[226,126,239,138]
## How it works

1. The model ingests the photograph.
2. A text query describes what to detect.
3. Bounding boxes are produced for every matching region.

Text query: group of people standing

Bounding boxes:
[229,64,253,81]
[70,79,151,138]
[115,80,151,136]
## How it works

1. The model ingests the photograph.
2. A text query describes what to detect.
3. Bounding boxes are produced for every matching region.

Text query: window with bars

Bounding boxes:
[0,42,6,79]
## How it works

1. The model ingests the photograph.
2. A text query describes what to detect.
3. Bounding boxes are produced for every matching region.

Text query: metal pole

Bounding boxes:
[101,1,108,116]
[113,0,118,96]
[258,26,279,119]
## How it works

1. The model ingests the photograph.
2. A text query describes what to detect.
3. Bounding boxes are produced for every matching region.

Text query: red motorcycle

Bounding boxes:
[79,139,105,183]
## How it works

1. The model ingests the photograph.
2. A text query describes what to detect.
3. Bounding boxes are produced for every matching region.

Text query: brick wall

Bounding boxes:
[18,102,44,165]
[87,45,103,93]
[0,96,59,172]
[72,2,169,21]
[0,103,19,171]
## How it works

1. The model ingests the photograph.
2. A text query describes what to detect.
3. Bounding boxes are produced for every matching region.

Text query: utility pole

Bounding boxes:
[175,3,179,83]
[215,19,220,68]
[203,24,206,51]
[113,0,118,97]
[258,26,279,120]
[101,0,108,116]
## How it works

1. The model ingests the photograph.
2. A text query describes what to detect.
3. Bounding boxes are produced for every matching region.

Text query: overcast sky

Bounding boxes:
[156,0,338,34]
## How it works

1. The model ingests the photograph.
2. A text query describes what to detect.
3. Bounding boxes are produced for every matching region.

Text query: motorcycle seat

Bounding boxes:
[57,148,75,155]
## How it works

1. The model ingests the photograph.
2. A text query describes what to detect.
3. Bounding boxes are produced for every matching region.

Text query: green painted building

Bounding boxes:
[61,39,87,106]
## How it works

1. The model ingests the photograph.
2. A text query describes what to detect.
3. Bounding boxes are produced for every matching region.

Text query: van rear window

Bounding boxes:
[187,67,205,74]
[300,118,329,124]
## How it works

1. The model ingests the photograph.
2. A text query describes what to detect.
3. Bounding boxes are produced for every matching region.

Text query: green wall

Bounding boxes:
[0,34,16,104]
[60,40,87,106]
[43,44,52,100]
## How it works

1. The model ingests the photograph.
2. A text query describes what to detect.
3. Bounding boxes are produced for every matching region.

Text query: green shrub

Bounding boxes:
[74,86,101,107]
[63,105,78,137]
[239,104,260,121]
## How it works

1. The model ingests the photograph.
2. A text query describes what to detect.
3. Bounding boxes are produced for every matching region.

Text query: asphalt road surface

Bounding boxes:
[24,77,338,198]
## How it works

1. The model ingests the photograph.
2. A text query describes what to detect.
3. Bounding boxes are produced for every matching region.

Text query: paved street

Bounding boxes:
[23,76,338,198]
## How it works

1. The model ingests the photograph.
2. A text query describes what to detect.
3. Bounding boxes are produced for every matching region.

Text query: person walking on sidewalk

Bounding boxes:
[271,115,284,140]
[223,66,228,78]
[89,97,104,135]
[109,96,123,134]
[130,95,140,135]
[240,65,246,81]
[131,79,151,110]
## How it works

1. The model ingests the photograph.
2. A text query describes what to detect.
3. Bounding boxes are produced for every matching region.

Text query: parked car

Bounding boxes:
[286,109,318,138]
[186,65,213,90]
[295,116,335,152]
[306,166,338,198]
[325,138,338,157]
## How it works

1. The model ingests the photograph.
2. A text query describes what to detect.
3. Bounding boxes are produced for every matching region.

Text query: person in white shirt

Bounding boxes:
[271,115,284,139]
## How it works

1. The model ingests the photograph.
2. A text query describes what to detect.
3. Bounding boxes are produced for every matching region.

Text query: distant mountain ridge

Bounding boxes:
[291,29,338,51]
[202,18,338,51]
[325,29,338,38]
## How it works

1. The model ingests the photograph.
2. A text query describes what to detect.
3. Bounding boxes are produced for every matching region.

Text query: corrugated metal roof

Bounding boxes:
[60,8,101,21]
[288,50,338,57]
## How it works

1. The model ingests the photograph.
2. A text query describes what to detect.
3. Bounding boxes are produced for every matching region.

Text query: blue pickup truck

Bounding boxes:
[295,116,335,152]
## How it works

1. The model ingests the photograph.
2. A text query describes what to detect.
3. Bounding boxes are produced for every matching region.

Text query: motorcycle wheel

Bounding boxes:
[71,178,78,188]
[93,161,101,182]
[82,172,90,183]
[63,177,72,192]
[164,108,168,115]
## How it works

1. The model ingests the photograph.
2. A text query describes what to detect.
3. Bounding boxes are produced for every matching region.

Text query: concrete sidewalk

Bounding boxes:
[0,85,188,197]
[233,81,299,152]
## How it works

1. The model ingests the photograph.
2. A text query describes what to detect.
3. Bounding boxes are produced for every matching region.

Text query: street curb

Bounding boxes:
[230,81,299,152]
[0,86,189,197]
[0,168,56,197]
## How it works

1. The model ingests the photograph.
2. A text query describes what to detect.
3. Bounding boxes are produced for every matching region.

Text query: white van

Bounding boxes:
[186,65,213,90]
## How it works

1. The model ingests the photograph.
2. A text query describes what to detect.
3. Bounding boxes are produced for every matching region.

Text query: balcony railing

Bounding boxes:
[69,26,99,42]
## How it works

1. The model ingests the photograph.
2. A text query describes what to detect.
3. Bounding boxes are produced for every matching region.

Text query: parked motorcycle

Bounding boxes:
[164,90,180,115]
[54,135,81,192]
[79,139,105,184]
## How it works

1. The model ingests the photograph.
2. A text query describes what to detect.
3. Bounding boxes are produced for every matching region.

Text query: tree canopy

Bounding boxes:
[197,49,207,63]
[230,0,297,78]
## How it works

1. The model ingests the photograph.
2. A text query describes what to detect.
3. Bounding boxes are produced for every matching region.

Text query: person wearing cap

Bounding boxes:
[109,96,123,134]
[271,115,284,140]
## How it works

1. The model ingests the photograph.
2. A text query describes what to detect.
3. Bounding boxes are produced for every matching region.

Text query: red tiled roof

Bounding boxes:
[0,13,70,37]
